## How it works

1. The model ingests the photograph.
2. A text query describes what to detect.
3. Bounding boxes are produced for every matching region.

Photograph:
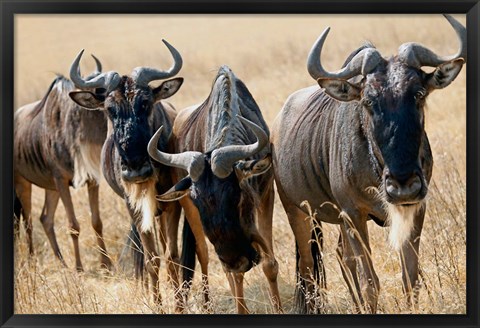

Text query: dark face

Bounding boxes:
[314,18,465,208]
[362,61,429,205]
[69,76,184,184]
[190,157,259,273]
[106,77,154,183]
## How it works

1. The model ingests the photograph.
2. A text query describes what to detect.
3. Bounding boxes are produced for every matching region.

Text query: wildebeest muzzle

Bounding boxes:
[121,160,153,183]
[384,167,425,205]
[218,248,260,273]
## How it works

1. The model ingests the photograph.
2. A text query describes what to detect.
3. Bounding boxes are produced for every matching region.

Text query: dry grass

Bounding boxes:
[13,14,466,314]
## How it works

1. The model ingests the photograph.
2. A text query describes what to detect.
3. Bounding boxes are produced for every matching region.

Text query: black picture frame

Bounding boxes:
[1,1,479,327]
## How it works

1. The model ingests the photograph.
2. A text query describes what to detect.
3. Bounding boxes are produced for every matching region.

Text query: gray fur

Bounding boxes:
[15,77,106,189]
[14,74,110,271]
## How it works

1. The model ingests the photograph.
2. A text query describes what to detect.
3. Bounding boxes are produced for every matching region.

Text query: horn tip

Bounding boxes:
[74,49,85,62]
[313,27,331,45]
[91,54,102,72]
[443,13,460,25]
[153,125,164,140]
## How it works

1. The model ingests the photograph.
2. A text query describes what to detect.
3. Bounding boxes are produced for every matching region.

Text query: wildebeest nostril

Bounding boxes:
[385,173,422,203]
[406,174,422,194]
[385,175,396,188]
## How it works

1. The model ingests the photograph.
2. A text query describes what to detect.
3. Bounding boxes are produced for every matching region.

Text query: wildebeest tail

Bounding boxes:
[13,189,22,236]
[294,222,326,314]
[118,223,144,279]
[181,217,196,286]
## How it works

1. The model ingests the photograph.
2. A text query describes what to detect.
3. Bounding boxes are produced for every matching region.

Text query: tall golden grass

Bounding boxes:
[13,14,466,314]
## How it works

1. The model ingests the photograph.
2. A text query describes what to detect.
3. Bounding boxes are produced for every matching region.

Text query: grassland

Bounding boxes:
[13,14,466,314]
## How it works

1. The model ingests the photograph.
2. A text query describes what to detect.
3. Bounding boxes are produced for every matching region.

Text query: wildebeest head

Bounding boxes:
[148,116,271,272]
[68,40,183,184]
[307,14,466,206]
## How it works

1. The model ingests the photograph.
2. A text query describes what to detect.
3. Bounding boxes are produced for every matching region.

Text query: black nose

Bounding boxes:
[220,255,253,273]
[385,171,422,204]
[121,161,153,183]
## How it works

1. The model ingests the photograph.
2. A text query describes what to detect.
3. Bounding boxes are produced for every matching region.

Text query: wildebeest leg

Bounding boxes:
[223,268,236,296]
[54,178,83,272]
[222,267,250,314]
[400,204,425,310]
[276,181,325,314]
[283,208,316,311]
[87,181,113,271]
[39,189,66,266]
[256,184,282,313]
[126,204,162,306]
[157,215,167,256]
[222,269,248,313]
[140,230,162,306]
[341,212,379,313]
[158,202,183,312]
[233,272,249,314]
[15,175,33,255]
[276,180,321,313]
[179,197,210,309]
[337,226,363,313]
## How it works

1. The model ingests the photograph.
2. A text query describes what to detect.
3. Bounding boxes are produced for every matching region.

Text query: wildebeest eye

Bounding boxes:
[415,88,427,100]
[95,87,107,95]
[362,98,374,113]
[137,98,149,111]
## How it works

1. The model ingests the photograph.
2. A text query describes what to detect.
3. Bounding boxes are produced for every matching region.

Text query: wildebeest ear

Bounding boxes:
[156,176,192,202]
[426,58,464,90]
[153,77,184,101]
[235,155,272,180]
[317,78,362,102]
[69,91,105,110]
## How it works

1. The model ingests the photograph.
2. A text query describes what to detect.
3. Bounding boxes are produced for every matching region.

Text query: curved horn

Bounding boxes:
[70,49,121,92]
[210,116,269,179]
[132,39,183,87]
[82,54,103,81]
[307,27,384,81]
[91,54,102,74]
[398,14,467,68]
[148,126,205,182]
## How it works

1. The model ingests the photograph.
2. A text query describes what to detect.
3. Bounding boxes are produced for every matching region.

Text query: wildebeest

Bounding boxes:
[148,66,282,314]
[68,40,184,310]
[14,55,113,271]
[271,14,466,313]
